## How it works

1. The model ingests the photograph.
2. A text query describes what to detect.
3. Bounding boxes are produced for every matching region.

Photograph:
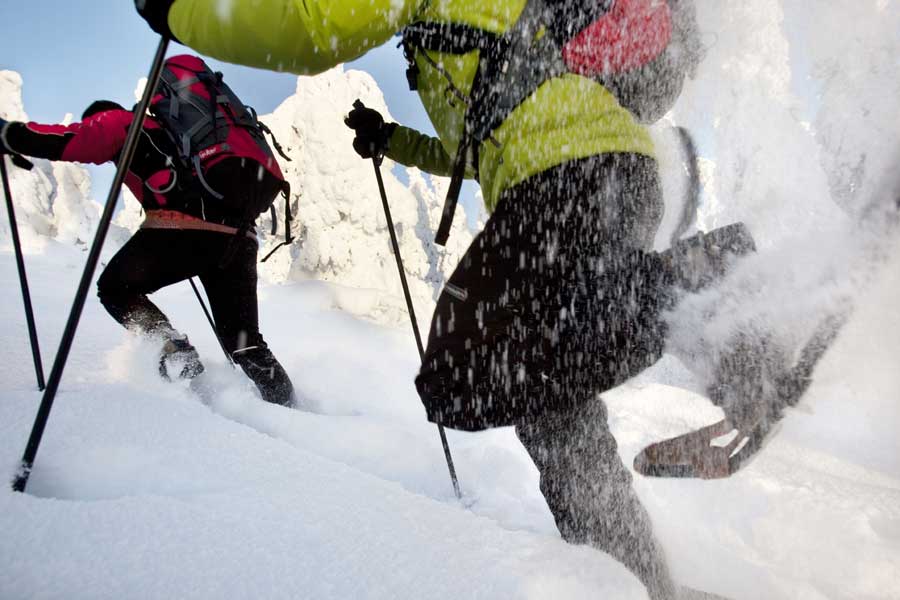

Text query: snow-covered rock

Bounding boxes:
[255,65,481,324]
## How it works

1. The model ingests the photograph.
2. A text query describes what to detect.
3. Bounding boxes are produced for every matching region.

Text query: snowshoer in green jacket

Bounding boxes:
[135,2,743,598]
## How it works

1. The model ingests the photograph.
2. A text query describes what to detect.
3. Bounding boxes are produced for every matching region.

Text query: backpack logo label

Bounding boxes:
[198,143,229,161]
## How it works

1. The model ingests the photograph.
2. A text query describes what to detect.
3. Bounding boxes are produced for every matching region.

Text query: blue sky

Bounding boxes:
[0,1,459,205]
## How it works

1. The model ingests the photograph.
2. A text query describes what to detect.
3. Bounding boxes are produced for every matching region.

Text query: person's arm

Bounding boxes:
[344,104,475,179]
[0,110,133,165]
[387,126,460,178]
[139,0,423,75]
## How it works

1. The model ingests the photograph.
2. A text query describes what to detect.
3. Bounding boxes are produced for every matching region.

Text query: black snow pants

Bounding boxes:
[415,153,677,599]
[517,396,676,600]
[416,153,673,429]
[96,227,295,407]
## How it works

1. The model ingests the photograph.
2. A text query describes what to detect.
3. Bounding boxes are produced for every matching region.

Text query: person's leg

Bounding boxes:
[417,154,675,596]
[416,154,669,430]
[516,397,677,600]
[97,229,207,377]
[199,235,295,407]
[97,229,194,336]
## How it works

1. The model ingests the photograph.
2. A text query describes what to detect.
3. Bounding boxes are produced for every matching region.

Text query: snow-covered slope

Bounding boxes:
[0,239,651,600]
[1,2,899,599]
[1,232,897,600]
[1,210,898,600]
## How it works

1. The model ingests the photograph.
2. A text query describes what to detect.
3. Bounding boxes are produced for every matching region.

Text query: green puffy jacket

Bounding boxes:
[167,0,655,211]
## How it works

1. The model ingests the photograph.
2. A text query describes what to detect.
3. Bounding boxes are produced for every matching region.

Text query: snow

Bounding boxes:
[0,243,648,600]
[658,0,900,431]
[1,2,899,599]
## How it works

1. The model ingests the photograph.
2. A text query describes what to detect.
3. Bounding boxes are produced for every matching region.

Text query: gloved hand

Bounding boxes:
[0,117,11,155]
[344,101,397,160]
[134,0,178,41]
[0,117,34,170]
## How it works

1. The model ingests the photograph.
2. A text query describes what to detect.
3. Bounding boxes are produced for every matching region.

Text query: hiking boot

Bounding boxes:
[159,336,205,381]
[662,222,756,292]
[231,346,296,407]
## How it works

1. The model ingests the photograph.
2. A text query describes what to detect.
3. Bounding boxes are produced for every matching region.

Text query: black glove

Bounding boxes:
[344,102,397,160]
[0,117,9,154]
[0,118,34,170]
[135,0,179,41]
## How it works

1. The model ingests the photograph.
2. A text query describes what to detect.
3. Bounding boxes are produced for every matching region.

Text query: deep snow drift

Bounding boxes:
[1,1,899,599]
[1,239,898,599]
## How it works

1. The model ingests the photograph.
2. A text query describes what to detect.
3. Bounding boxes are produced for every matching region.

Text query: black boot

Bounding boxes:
[231,345,296,407]
[662,222,756,292]
[159,336,205,380]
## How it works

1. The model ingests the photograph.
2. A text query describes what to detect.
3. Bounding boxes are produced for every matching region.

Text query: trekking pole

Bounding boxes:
[187,277,235,367]
[12,37,170,493]
[354,102,461,499]
[670,127,701,246]
[1,155,45,391]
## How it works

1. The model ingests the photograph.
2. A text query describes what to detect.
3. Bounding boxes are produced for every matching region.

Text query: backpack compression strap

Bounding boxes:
[156,69,227,199]
[261,181,294,263]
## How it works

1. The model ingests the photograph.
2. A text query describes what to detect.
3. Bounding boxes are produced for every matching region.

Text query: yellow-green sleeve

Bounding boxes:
[168,0,423,75]
[387,125,476,179]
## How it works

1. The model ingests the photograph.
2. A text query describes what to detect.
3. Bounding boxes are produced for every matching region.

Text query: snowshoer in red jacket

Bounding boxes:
[0,99,296,407]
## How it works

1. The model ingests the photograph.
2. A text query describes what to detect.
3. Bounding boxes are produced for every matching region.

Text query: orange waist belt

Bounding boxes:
[140,210,256,240]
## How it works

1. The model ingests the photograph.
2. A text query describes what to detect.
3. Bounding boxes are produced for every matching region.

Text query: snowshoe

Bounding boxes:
[159,336,205,381]
[633,418,768,479]
[635,312,846,479]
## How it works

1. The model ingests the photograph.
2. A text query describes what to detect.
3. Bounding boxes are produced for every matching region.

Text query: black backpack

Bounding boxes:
[149,54,294,260]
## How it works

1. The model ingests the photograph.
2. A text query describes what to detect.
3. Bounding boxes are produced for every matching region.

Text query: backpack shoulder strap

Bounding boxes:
[261,181,294,263]
[432,0,555,245]
[403,21,499,54]
[431,0,612,245]
[401,22,499,92]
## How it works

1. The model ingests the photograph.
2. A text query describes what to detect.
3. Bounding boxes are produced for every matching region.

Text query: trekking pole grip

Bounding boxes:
[351,99,385,167]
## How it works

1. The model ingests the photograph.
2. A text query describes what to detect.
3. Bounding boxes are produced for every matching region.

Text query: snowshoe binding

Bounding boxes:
[159,336,205,381]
